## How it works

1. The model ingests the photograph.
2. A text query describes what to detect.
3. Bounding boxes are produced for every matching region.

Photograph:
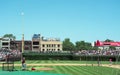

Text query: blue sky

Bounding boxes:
[0,0,120,43]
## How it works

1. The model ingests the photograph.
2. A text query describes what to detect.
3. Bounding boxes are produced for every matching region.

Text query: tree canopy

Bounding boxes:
[75,41,93,50]
[104,39,114,42]
[63,38,98,51]
[3,34,16,40]
[62,38,75,51]
[109,46,116,50]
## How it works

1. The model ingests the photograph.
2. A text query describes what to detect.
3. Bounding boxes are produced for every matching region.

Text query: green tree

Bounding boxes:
[109,46,116,50]
[92,46,98,50]
[85,42,92,50]
[3,34,16,40]
[75,41,92,50]
[62,38,75,51]
[104,39,114,42]
[75,41,85,50]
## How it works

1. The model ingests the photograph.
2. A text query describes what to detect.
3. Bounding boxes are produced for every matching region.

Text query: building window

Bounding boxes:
[58,44,60,47]
[52,49,53,51]
[2,43,9,45]
[47,44,48,47]
[42,49,45,51]
[3,47,8,49]
[33,46,39,49]
[25,47,29,50]
[25,41,31,45]
[33,42,39,45]
[52,44,53,47]
[58,49,60,51]
[42,44,45,47]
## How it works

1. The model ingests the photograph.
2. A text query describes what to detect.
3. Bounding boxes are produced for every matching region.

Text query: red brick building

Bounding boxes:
[10,40,32,51]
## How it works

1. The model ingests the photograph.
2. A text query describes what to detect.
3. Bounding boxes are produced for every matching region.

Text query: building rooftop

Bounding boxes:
[42,38,60,41]
[95,40,120,46]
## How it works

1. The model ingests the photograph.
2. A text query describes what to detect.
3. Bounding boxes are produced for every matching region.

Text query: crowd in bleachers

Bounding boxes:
[0,48,21,61]
[24,49,120,56]
[1,48,120,61]
[74,50,120,55]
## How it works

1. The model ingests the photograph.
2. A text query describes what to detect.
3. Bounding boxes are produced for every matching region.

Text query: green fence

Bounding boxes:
[23,53,120,61]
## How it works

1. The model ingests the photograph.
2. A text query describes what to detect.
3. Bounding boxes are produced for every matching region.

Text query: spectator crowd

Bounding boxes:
[0,48,21,61]
[1,48,120,61]
[74,49,120,55]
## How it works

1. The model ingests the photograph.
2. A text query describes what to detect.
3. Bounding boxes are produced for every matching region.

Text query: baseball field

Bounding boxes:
[0,60,120,75]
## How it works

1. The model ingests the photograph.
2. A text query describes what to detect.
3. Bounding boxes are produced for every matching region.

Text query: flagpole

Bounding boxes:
[22,34,24,54]
[21,12,24,59]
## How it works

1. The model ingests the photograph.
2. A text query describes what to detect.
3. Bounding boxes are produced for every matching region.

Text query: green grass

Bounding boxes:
[1,60,120,75]
[11,66,120,75]
[14,60,120,65]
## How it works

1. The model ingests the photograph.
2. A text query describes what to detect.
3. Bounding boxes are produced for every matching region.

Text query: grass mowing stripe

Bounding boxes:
[84,66,105,75]
[44,60,48,63]
[61,66,80,75]
[97,66,111,75]
[85,66,101,75]
[99,66,110,75]
[39,60,42,63]
[67,66,86,75]
[55,66,65,74]
[52,66,62,74]
[47,66,64,74]
[67,66,80,75]
[56,66,70,74]
[70,66,90,75]
[51,60,54,63]
[87,66,105,75]
[63,66,79,75]
[86,66,102,75]
[79,66,99,75]
[15,60,120,64]
[47,60,51,63]
[85,66,100,75]
[28,60,32,63]
[71,66,93,75]
[40,60,45,63]
[59,66,71,74]
[75,66,94,75]
[86,66,119,75]
[102,67,120,75]
[33,60,37,63]
[34,60,39,63]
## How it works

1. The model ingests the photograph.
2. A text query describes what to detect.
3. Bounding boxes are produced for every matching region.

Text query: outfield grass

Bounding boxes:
[10,66,120,75]
[14,60,120,65]
[1,60,120,75]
